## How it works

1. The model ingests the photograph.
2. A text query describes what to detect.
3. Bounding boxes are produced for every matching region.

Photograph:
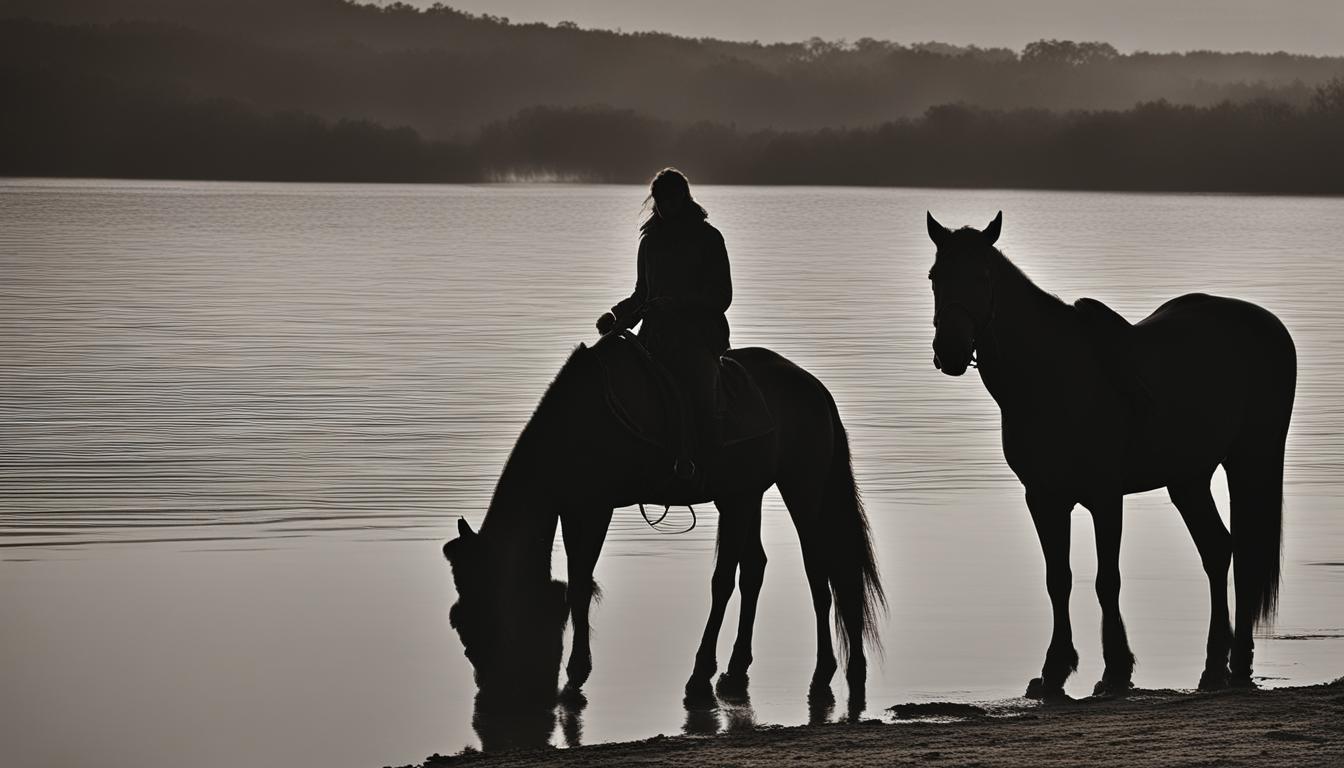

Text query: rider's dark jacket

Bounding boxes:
[611,218,732,354]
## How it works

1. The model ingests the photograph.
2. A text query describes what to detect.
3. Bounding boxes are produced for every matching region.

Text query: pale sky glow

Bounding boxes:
[423,0,1344,55]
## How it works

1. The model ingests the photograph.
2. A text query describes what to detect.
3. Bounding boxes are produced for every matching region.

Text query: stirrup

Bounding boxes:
[674,457,697,481]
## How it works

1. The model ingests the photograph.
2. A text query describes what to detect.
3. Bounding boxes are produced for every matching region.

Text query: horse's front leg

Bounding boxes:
[717,495,765,700]
[1088,495,1135,695]
[686,508,743,705]
[560,506,614,698]
[1026,487,1079,699]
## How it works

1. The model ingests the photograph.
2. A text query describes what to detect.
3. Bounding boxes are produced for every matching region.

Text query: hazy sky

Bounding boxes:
[429,0,1344,55]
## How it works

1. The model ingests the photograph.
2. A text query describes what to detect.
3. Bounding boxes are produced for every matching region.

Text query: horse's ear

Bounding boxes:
[983,211,1002,246]
[926,211,950,248]
[458,517,476,538]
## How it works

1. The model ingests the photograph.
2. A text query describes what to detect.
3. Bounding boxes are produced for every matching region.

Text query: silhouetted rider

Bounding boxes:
[596,168,732,480]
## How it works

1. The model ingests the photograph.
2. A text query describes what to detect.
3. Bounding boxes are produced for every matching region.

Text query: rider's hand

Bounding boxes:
[596,312,617,335]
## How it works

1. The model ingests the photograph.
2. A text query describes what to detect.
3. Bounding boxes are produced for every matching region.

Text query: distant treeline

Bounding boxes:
[6,66,1342,194]
[2,2,1343,136]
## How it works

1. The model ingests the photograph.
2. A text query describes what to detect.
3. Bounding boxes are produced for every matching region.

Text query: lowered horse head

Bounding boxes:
[926,210,1002,376]
[443,518,570,706]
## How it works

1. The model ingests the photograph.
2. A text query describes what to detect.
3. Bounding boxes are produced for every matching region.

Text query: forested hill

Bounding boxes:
[3,0,1344,192]
[3,0,1344,137]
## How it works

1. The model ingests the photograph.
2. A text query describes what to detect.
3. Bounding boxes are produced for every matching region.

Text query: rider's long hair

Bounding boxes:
[639,167,708,236]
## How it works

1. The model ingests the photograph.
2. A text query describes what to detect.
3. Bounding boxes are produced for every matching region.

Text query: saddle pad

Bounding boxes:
[717,355,776,447]
[1075,297,1156,408]
[593,333,775,451]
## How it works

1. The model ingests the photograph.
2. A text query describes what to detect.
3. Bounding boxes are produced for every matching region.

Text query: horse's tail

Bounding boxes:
[1228,441,1286,627]
[824,393,886,663]
[1227,319,1295,627]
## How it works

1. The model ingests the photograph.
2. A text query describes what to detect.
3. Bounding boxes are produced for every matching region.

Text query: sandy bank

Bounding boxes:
[400,678,1344,767]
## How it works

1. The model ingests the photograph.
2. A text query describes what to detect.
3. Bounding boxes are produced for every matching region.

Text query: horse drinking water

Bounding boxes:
[443,317,884,713]
[925,211,1295,697]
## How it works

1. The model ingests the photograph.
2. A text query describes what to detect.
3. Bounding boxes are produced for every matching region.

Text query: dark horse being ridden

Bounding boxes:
[925,211,1295,697]
[443,317,884,711]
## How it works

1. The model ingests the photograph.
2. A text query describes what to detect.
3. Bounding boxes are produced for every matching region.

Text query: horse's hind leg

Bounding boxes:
[1168,474,1233,690]
[686,504,745,705]
[777,480,837,702]
[716,494,766,699]
[560,506,614,697]
[1087,494,1136,696]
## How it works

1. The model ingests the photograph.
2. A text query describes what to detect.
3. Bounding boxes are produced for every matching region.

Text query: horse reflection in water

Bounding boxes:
[683,690,758,736]
[444,316,884,749]
[470,687,589,751]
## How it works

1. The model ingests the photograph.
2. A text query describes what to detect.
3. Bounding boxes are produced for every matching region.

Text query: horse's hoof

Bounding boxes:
[846,699,866,723]
[558,684,587,707]
[715,673,749,701]
[807,705,833,725]
[1228,674,1258,689]
[565,665,592,691]
[1092,678,1134,698]
[684,678,716,708]
[1198,669,1230,691]
[1025,677,1067,700]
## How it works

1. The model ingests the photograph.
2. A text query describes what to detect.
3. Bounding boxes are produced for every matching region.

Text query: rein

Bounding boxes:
[638,502,698,535]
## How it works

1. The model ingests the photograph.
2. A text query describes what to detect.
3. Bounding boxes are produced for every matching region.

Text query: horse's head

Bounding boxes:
[926,211,1002,376]
[443,518,569,703]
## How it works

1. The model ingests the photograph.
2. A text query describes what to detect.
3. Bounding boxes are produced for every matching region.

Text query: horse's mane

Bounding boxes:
[523,344,595,432]
[976,239,1069,313]
[479,344,596,532]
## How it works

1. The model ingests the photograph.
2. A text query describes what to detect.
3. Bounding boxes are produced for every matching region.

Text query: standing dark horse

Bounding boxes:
[443,320,883,712]
[925,211,1295,697]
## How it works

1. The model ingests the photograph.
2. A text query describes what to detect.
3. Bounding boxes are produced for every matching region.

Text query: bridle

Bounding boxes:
[934,260,998,369]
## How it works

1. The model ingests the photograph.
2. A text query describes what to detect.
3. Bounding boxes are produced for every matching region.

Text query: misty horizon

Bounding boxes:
[4,0,1344,191]
[430,0,1344,57]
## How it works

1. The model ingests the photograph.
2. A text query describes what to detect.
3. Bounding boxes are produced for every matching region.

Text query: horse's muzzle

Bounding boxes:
[933,345,972,376]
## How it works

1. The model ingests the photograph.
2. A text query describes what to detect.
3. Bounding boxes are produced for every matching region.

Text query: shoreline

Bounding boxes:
[400,678,1344,767]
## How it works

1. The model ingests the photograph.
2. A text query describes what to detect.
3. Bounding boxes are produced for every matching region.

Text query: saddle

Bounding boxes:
[589,330,775,477]
[1074,297,1156,410]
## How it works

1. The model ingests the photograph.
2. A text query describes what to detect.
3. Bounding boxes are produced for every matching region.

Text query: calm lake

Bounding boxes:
[2,179,1342,768]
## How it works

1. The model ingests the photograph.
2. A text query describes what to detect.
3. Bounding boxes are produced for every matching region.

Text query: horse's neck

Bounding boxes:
[478,350,594,581]
[480,448,559,583]
[479,408,571,583]
[976,255,1077,408]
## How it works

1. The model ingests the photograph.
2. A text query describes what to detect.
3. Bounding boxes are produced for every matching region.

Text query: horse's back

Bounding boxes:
[725,349,827,395]
[1132,293,1295,448]
[1136,293,1295,371]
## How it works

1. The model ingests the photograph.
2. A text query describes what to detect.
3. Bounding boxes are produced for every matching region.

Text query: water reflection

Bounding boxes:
[808,693,836,725]
[469,685,590,751]
[557,695,586,748]
[471,693,559,752]
[682,694,758,736]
